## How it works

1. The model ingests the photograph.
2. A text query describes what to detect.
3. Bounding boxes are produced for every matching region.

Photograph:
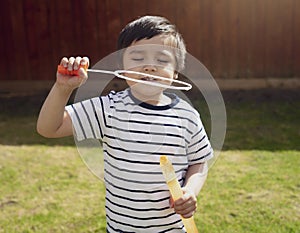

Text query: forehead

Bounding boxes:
[124,35,176,57]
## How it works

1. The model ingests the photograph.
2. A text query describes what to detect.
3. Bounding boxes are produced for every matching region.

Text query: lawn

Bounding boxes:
[0,89,299,232]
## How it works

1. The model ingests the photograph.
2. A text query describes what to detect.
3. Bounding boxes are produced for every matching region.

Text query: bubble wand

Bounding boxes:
[160,155,199,233]
[57,64,192,91]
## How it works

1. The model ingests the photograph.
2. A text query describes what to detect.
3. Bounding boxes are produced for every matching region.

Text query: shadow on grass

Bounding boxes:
[0,89,299,150]
[0,91,75,146]
[219,89,300,151]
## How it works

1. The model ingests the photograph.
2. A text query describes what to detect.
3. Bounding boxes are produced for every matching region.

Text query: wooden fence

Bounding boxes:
[0,0,299,81]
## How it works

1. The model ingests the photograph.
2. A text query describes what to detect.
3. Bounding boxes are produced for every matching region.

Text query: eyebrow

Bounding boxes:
[128,50,144,55]
[128,50,173,57]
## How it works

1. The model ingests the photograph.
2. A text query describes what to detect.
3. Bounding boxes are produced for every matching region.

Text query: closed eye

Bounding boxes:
[157,59,170,63]
[132,58,144,62]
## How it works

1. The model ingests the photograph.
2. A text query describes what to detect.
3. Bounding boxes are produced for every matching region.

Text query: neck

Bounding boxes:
[130,89,171,106]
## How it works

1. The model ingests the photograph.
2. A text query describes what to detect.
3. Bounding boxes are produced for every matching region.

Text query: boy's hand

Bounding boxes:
[170,187,197,218]
[56,56,89,90]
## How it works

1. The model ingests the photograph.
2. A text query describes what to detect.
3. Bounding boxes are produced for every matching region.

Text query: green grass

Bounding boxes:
[0,145,106,233]
[0,89,299,232]
[198,150,299,233]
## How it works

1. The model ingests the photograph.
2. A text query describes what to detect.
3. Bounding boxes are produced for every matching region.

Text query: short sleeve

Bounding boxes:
[186,112,213,165]
[65,97,105,141]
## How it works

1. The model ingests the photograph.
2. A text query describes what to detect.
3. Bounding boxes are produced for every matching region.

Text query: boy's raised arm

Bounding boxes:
[36,57,89,138]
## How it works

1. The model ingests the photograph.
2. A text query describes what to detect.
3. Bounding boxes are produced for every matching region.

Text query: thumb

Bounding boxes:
[78,67,88,86]
[78,67,88,79]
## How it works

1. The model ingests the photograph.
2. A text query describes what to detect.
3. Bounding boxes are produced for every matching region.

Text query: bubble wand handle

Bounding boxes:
[160,156,199,233]
[57,64,88,76]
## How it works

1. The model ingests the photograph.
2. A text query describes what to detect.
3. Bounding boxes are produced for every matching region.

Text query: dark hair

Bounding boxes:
[117,15,186,71]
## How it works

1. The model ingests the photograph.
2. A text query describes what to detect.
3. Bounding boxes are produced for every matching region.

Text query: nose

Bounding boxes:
[143,64,157,72]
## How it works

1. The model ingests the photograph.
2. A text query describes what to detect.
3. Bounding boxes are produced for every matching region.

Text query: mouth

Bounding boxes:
[140,76,158,82]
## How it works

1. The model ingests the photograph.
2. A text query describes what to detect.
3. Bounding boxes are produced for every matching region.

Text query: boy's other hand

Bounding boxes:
[170,187,197,218]
[56,56,89,91]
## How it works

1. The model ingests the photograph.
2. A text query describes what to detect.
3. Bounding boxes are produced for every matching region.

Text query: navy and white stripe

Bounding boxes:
[65,88,213,232]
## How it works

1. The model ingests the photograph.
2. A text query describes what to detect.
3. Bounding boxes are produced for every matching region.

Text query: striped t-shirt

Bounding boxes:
[66,88,213,232]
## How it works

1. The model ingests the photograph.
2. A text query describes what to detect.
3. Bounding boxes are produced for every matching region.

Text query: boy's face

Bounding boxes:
[122,35,178,98]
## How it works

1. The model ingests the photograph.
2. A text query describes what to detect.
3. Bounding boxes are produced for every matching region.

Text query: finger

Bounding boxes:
[81,56,89,67]
[68,57,75,71]
[61,57,69,68]
[174,197,185,206]
[74,56,82,70]
[175,203,196,217]
[174,198,197,212]
[181,210,195,219]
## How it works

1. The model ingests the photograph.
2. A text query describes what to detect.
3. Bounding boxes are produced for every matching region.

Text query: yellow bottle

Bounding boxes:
[160,155,199,233]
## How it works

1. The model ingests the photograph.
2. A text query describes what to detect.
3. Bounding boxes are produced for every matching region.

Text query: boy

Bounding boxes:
[37,15,213,232]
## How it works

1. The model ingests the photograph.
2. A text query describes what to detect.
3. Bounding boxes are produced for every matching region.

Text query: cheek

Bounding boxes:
[161,61,176,72]
[122,55,142,70]
[122,54,132,70]
[122,72,140,87]
[161,67,176,78]
[125,79,135,87]
[123,62,142,71]
[122,59,130,70]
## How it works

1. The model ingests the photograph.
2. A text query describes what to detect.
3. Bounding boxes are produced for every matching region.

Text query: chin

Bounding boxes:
[130,83,165,98]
